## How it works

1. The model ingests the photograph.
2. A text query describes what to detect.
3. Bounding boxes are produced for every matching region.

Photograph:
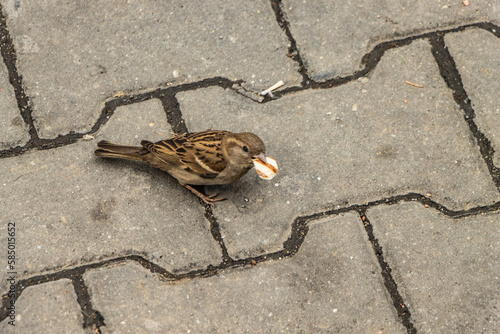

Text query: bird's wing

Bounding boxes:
[142,131,228,178]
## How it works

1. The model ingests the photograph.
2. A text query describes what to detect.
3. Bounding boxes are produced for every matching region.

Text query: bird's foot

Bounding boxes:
[201,193,227,207]
[184,185,227,207]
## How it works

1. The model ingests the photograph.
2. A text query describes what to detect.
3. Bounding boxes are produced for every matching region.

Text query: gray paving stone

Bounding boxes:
[0,56,28,150]
[86,212,406,333]
[284,0,497,80]
[368,202,500,333]
[3,0,300,139]
[95,98,171,144]
[0,104,221,283]
[0,279,85,334]
[1,1,499,332]
[445,29,500,166]
[178,40,498,259]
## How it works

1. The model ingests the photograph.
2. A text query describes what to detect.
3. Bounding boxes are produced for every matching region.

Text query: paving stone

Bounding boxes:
[368,202,500,333]
[0,279,84,334]
[0,105,221,283]
[284,0,497,80]
[86,212,406,333]
[1,1,499,332]
[0,56,28,150]
[3,0,300,139]
[94,98,171,144]
[177,40,498,259]
[445,29,500,166]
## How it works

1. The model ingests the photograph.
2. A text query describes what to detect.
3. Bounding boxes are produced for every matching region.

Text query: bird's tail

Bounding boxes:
[94,140,148,161]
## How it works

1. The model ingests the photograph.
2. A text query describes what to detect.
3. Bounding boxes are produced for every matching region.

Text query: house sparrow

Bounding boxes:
[94,130,271,205]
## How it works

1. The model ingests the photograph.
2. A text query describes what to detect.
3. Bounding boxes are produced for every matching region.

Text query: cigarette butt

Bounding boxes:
[260,80,285,96]
[267,80,284,91]
[405,80,423,88]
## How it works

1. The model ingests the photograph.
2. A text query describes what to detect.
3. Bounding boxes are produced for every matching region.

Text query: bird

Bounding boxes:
[94,130,268,206]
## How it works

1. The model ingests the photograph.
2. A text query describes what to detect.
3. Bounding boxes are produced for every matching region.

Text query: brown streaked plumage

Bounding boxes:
[94,130,267,205]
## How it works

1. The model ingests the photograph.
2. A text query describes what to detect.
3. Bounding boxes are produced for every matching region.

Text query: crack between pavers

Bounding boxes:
[72,273,105,330]
[0,76,246,158]
[2,22,499,158]
[269,0,310,86]
[0,254,176,327]
[0,3,39,153]
[158,90,188,135]
[2,192,499,329]
[1,9,500,331]
[429,33,500,190]
[204,204,234,265]
[357,209,416,334]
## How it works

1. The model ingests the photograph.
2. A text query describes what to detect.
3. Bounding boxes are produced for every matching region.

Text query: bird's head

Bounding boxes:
[223,132,266,167]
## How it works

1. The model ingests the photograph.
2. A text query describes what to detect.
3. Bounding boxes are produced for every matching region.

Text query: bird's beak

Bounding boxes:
[254,152,267,164]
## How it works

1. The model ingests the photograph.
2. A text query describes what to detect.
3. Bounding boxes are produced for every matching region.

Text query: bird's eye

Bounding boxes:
[242,146,249,152]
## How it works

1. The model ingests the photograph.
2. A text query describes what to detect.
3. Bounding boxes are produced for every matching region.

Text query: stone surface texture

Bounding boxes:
[0,1,499,332]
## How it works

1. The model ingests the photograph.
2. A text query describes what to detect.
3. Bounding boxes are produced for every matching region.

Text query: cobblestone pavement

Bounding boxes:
[1,1,499,333]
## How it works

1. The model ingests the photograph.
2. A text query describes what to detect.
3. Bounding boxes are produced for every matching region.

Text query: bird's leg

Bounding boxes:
[183,184,227,206]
